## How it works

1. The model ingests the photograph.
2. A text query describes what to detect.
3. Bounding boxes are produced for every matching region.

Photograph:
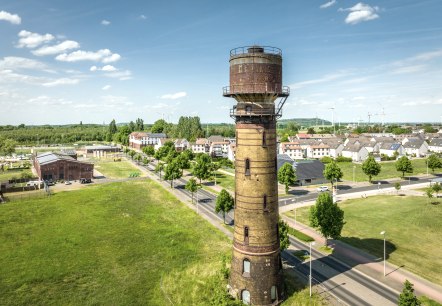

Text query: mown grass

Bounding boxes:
[0,181,231,305]
[93,158,141,178]
[284,195,442,285]
[0,168,33,181]
[212,171,235,191]
[339,158,432,182]
[288,227,314,242]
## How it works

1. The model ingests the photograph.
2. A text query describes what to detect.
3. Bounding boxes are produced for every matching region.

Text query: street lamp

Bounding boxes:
[309,241,316,297]
[353,165,356,183]
[380,231,386,276]
[196,187,199,214]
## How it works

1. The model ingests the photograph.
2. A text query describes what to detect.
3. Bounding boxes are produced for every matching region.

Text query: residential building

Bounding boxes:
[279,142,303,160]
[379,142,404,157]
[342,145,369,162]
[403,139,428,157]
[227,143,236,162]
[321,140,344,158]
[429,138,442,153]
[191,138,209,154]
[276,154,326,186]
[309,143,330,159]
[174,139,189,152]
[129,132,167,150]
[209,141,230,157]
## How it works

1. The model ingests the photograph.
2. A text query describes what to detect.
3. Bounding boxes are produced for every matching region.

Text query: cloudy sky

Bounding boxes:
[0,0,441,125]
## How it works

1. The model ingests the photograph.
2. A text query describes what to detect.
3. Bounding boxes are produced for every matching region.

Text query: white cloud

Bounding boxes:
[101,95,133,107]
[42,78,80,87]
[0,56,47,70]
[101,20,110,26]
[160,91,187,100]
[102,65,117,72]
[102,85,111,90]
[90,65,98,72]
[339,3,380,25]
[320,0,336,9]
[140,15,147,20]
[290,72,348,89]
[56,49,121,63]
[0,69,47,85]
[392,65,426,74]
[28,95,72,106]
[151,103,169,109]
[0,10,21,24]
[32,40,80,56]
[17,30,54,48]
[104,70,132,80]
[402,100,442,106]
[411,49,442,62]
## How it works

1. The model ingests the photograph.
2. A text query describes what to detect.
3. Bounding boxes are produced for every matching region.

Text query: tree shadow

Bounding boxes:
[288,189,310,196]
[375,180,389,185]
[407,176,419,181]
[336,237,397,261]
[337,184,352,190]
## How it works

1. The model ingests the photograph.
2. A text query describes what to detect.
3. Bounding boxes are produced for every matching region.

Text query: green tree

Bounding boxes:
[151,119,170,133]
[323,160,343,187]
[155,162,164,180]
[427,154,442,173]
[135,118,144,131]
[0,137,17,156]
[278,218,289,251]
[396,156,413,178]
[215,189,234,224]
[286,121,300,134]
[309,192,345,245]
[142,146,155,158]
[425,187,434,204]
[280,134,289,142]
[164,159,182,188]
[307,127,315,134]
[154,141,175,161]
[108,119,117,136]
[142,157,149,165]
[193,154,213,184]
[128,121,136,132]
[135,154,142,164]
[362,155,382,183]
[432,182,441,198]
[278,162,296,194]
[394,182,401,195]
[176,153,190,173]
[128,150,136,160]
[182,148,195,161]
[398,280,421,306]
[185,178,198,204]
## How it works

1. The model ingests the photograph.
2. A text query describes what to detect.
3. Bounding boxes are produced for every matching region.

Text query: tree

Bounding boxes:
[108,119,117,135]
[307,127,315,134]
[215,189,234,224]
[176,153,190,173]
[135,118,144,131]
[164,159,182,188]
[323,160,343,187]
[142,157,149,165]
[154,141,175,161]
[394,182,401,195]
[128,150,136,160]
[398,280,421,306]
[309,192,345,245]
[278,162,296,194]
[128,121,136,132]
[396,156,413,178]
[427,154,442,173]
[425,187,434,204]
[362,155,382,183]
[193,154,213,184]
[278,218,289,251]
[155,162,164,180]
[182,148,194,161]
[135,154,142,164]
[151,119,170,133]
[0,137,17,156]
[432,182,441,198]
[286,121,299,134]
[142,146,155,158]
[185,178,198,204]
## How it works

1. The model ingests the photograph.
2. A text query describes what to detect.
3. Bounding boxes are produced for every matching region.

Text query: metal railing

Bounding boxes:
[223,85,290,96]
[230,46,282,56]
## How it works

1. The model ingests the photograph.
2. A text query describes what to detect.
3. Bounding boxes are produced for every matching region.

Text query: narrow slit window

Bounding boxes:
[262,131,266,146]
[245,158,250,176]
[244,226,249,245]
[243,259,250,274]
[263,194,267,210]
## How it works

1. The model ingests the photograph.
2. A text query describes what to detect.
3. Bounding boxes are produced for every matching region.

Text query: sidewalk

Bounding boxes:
[281,216,442,303]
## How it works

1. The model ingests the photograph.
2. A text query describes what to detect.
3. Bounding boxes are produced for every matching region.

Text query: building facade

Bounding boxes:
[224,45,289,305]
[34,152,94,181]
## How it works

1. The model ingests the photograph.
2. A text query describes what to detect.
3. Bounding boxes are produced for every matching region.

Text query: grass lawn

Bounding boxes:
[93,158,141,179]
[339,158,431,182]
[212,171,235,191]
[0,168,33,182]
[284,195,442,285]
[0,180,232,305]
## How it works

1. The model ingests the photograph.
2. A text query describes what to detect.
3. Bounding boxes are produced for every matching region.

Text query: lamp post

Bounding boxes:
[353,165,356,183]
[380,231,386,276]
[309,241,316,297]
[196,187,199,214]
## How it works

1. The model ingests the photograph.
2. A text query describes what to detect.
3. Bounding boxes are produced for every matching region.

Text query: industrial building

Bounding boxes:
[33,152,94,181]
[224,45,289,305]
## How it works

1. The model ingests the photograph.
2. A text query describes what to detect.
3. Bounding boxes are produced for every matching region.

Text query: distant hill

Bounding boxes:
[279,118,332,127]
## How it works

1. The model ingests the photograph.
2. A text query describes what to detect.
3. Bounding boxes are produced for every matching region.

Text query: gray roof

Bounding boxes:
[277,154,325,181]
[36,152,93,166]
[148,133,167,138]
[429,138,442,147]
[343,144,364,153]
[207,135,224,143]
[403,139,425,149]
[380,142,402,151]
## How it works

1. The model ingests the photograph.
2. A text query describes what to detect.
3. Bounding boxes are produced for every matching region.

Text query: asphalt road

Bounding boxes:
[140,161,431,305]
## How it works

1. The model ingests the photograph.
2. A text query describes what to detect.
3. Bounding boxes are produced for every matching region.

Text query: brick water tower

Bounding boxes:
[223,46,290,305]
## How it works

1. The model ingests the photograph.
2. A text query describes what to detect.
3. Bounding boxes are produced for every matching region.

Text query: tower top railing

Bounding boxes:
[230,46,282,57]
[223,85,290,97]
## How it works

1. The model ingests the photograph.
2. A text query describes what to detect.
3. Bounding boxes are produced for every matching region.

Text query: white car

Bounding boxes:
[317,186,329,192]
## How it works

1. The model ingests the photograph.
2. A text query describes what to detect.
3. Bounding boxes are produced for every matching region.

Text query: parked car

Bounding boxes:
[65,181,72,185]
[317,186,329,192]
[80,178,92,184]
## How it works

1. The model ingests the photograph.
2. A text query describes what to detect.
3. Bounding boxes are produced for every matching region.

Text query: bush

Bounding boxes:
[336,156,352,162]
[320,156,333,164]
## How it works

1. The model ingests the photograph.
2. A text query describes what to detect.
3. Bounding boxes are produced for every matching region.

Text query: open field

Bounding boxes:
[284,195,442,285]
[0,168,33,182]
[213,171,235,191]
[339,159,431,182]
[92,158,141,178]
[0,181,232,305]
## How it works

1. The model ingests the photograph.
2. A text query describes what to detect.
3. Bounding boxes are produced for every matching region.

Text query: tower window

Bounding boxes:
[263,194,267,211]
[276,224,279,240]
[241,290,250,305]
[245,105,252,114]
[244,226,249,245]
[243,258,250,274]
[245,158,250,176]
[271,286,277,301]
[262,131,266,146]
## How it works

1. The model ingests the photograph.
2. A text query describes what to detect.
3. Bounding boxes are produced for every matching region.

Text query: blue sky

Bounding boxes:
[1,0,442,125]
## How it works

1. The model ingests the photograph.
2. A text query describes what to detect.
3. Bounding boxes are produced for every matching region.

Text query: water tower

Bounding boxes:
[223,46,290,305]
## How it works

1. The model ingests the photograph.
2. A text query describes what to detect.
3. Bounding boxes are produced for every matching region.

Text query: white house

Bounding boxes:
[428,138,442,153]
[174,139,189,152]
[280,142,303,160]
[342,145,369,162]
[191,138,208,154]
[379,142,403,157]
[209,141,229,157]
[227,143,236,162]
[322,141,344,158]
[308,143,330,159]
[403,139,428,157]
[129,132,167,150]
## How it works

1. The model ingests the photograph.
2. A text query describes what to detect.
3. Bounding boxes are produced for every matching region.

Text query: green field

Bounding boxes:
[0,168,33,182]
[93,158,141,178]
[0,179,325,305]
[213,171,235,191]
[284,195,442,285]
[339,158,431,182]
